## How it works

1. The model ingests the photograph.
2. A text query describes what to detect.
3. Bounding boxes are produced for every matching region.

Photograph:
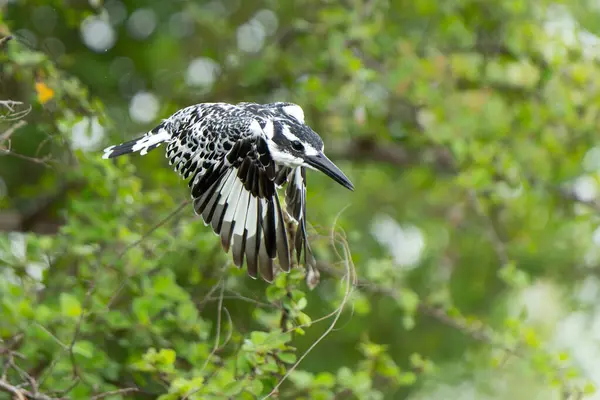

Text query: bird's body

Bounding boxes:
[103,101,353,287]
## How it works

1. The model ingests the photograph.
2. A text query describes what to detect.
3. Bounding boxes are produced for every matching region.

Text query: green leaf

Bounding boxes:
[351,371,372,393]
[297,312,312,328]
[398,371,417,386]
[584,382,596,395]
[132,297,154,325]
[222,379,246,396]
[157,348,177,365]
[498,261,530,288]
[337,367,354,388]
[360,341,385,358]
[296,297,308,310]
[261,357,279,373]
[289,370,314,389]
[278,352,297,364]
[409,353,424,368]
[247,379,264,396]
[236,353,252,372]
[397,290,419,315]
[73,340,94,359]
[314,372,336,389]
[59,293,82,318]
[249,331,269,345]
[266,285,287,302]
[402,316,415,331]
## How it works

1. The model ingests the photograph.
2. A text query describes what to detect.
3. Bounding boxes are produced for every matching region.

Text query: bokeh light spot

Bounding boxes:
[80,15,116,52]
[129,91,159,124]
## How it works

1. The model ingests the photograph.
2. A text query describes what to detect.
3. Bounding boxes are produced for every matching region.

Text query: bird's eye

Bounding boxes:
[291,140,304,151]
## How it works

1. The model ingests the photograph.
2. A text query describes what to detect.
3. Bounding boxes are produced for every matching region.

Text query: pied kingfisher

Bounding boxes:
[102,102,354,287]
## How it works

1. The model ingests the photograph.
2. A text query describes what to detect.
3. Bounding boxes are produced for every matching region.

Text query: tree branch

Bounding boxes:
[90,387,139,399]
[0,378,59,400]
[0,35,12,49]
[0,120,26,144]
[0,101,31,121]
[0,378,26,400]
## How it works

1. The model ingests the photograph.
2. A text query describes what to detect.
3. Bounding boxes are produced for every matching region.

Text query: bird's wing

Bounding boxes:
[165,103,247,181]
[282,167,316,274]
[164,105,291,281]
[193,135,292,281]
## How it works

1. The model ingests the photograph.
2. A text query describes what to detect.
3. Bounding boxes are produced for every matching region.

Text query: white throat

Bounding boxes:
[267,141,304,167]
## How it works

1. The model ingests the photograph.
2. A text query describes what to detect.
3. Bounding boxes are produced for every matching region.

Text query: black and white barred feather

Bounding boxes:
[102,102,323,286]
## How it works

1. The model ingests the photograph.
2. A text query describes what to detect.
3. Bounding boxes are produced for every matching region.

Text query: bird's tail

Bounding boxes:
[102,124,170,159]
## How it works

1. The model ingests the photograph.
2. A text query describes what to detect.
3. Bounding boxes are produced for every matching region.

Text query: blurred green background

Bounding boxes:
[2,0,600,399]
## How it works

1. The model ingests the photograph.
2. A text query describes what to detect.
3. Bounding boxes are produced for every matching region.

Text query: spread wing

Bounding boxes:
[164,106,291,282]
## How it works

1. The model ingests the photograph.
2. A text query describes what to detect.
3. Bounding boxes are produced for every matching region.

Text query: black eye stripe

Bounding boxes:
[291,140,304,151]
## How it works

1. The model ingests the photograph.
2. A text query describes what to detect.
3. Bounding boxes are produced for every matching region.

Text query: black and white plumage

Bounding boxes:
[102,102,354,287]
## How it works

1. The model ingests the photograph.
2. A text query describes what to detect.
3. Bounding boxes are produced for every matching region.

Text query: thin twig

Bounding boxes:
[90,387,139,399]
[33,323,69,350]
[200,281,226,372]
[67,283,96,388]
[106,199,191,309]
[0,101,32,121]
[223,291,275,308]
[0,378,59,400]
[8,357,39,396]
[0,35,13,48]
[0,35,13,49]
[0,100,22,111]
[197,294,275,309]
[0,378,26,400]
[195,267,229,310]
[0,120,26,143]
[262,210,355,399]
[0,149,53,167]
[183,281,230,400]
[466,190,509,266]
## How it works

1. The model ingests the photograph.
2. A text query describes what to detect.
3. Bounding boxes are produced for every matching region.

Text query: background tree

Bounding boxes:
[2,0,600,399]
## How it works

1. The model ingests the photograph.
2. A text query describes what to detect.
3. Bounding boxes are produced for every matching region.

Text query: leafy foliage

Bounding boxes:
[2,0,600,399]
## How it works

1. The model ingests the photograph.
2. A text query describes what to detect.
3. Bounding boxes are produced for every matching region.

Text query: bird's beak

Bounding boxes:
[305,152,354,191]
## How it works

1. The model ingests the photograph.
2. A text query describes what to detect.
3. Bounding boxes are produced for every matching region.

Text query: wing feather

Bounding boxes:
[231,188,251,267]
[209,169,238,233]
[274,192,290,272]
[244,196,260,278]
[258,198,274,282]
[220,178,244,252]
[194,166,230,218]
[284,167,318,286]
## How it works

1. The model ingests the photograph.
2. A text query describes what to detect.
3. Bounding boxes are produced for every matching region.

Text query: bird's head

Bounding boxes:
[263,103,354,191]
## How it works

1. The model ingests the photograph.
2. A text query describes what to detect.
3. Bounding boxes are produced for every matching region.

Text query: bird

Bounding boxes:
[102,101,354,288]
